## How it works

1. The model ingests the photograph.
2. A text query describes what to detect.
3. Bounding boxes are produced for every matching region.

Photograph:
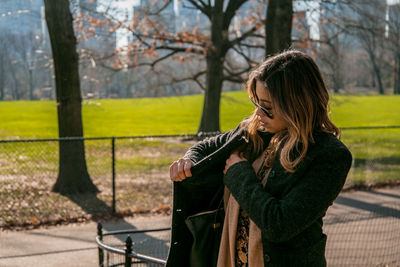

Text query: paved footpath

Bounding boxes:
[0,186,399,267]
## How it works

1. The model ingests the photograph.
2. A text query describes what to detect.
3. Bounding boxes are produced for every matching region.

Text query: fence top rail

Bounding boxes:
[0,134,197,143]
[1,125,400,143]
[340,125,400,130]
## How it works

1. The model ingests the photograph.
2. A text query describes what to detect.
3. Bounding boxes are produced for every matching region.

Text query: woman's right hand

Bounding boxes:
[169,157,193,182]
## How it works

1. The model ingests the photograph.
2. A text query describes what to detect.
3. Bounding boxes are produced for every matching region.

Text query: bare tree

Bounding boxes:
[387,3,400,94]
[0,37,7,100]
[44,0,98,194]
[344,0,387,94]
[317,2,348,93]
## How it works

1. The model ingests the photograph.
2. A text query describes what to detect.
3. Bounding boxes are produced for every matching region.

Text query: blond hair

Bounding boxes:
[241,50,339,173]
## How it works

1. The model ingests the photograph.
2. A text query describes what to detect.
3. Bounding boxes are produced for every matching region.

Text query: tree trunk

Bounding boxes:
[198,54,224,133]
[369,52,384,94]
[28,68,34,100]
[395,52,400,95]
[0,84,3,100]
[44,0,98,194]
[372,63,384,94]
[333,67,343,93]
[332,47,343,93]
[197,3,226,134]
[0,55,4,100]
[10,68,20,100]
[265,0,293,57]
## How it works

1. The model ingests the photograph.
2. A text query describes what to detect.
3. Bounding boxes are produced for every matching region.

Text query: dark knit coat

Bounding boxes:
[166,124,352,267]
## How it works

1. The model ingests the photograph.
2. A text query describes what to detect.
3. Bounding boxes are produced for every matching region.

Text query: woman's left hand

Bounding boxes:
[224,151,247,175]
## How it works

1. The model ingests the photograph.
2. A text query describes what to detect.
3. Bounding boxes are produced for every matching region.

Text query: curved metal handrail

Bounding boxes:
[96,236,167,265]
[102,227,171,237]
[96,236,125,255]
[96,226,171,266]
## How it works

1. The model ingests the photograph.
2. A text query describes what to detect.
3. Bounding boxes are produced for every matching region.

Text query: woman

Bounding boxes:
[167,50,352,267]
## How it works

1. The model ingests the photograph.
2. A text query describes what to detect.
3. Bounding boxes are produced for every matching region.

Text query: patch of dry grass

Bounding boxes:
[0,137,196,230]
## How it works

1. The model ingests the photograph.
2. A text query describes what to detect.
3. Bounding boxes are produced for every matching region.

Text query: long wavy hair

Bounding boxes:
[241,50,340,173]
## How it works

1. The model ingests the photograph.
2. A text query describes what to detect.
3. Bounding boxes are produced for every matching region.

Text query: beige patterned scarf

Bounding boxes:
[217,154,270,267]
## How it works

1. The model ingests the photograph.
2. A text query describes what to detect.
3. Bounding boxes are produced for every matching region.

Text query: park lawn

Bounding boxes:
[1,92,399,138]
[328,94,400,127]
[0,93,400,229]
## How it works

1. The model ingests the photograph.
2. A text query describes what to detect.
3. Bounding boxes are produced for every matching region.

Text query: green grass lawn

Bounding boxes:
[1,92,399,229]
[1,92,398,138]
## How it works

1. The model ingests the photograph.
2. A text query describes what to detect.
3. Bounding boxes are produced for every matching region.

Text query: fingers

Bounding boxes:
[183,159,192,178]
[170,158,193,182]
[176,159,186,180]
[170,151,246,181]
[169,161,178,181]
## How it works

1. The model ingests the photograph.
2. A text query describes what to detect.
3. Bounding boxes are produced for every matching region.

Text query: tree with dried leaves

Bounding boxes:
[79,0,294,133]
[127,0,264,133]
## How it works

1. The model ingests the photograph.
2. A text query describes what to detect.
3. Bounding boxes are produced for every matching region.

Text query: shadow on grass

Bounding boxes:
[67,193,113,215]
[353,156,400,167]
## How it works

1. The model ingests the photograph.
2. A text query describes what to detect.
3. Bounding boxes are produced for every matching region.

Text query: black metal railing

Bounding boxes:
[96,223,171,267]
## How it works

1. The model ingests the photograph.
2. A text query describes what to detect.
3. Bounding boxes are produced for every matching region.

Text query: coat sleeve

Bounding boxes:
[223,145,352,243]
[184,123,242,163]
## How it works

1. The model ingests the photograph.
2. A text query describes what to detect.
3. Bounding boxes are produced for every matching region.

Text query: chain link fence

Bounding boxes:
[0,135,198,227]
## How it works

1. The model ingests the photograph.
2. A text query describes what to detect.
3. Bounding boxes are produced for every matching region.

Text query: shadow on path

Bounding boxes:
[67,193,170,261]
[368,189,400,200]
[0,193,170,263]
[335,195,400,219]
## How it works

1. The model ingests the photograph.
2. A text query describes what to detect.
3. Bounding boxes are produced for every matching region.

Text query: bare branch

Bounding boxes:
[135,50,180,69]
[223,0,248,30]
[227,20,264,49]
[231,45,258,65]
[140,0,173,16]
[223,66,250,82]
[153,45,204,55]
[170,69,207,91]
[233,42,264,50]
[186,0,211,17]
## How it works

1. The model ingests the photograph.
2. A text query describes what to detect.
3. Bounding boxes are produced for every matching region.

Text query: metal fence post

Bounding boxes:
[111,137,116,213]
[125,235,132,267]
[97,223,104,267]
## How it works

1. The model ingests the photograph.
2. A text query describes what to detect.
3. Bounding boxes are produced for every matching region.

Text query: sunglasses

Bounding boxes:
[249,96,274,119]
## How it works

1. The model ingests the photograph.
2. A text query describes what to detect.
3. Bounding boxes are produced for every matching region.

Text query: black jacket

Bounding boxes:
[166,124,352,267]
